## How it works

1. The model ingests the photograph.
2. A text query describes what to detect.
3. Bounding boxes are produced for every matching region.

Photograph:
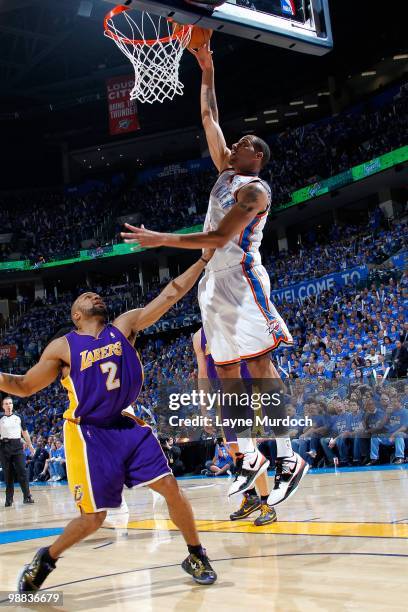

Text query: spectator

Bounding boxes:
[368,400,408,465]
[321,402,352,466]
[291,403,328,464]
[31,440,49,482]
[202,438,233,476]
[347,400,366,464]
[390,341,408,378]
[48,440,66,482]
[160,437,185,476]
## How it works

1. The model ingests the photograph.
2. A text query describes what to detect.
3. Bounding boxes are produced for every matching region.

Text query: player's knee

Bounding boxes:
[153,474,181,502]
[215,363,241,378]
[247,354,274,377]
[82,510,106,532]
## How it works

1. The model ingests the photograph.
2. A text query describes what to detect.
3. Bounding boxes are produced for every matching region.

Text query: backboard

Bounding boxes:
[104,0,333,55]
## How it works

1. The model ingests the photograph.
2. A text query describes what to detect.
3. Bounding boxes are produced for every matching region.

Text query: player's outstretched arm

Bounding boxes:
[113,251,213,335]
[0,338,66,397]
[122,182,268,249]
[190,43,230,172]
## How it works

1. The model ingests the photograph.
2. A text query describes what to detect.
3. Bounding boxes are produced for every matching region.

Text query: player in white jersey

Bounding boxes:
[122,43,308,506]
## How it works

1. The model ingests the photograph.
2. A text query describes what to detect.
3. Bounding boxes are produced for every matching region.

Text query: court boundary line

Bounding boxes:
[1,462,407,492]
[124,521,408,541]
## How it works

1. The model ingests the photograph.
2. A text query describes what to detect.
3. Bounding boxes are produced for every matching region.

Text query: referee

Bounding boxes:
[0,396,35,507]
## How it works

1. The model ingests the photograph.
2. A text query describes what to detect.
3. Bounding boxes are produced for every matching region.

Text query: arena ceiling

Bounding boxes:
[0,1,406,127]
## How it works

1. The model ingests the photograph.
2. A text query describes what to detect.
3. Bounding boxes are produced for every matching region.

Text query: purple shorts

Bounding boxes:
[64,417,171,513]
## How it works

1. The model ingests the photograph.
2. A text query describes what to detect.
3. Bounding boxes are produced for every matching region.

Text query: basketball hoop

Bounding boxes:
[104,4,192,104]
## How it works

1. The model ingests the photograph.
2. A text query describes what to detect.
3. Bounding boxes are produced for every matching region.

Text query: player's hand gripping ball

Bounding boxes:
[173,23,213,50]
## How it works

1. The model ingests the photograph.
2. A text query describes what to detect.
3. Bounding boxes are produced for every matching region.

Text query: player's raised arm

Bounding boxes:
[122,181,268,249]
[0,338,67,397]
[113,250,214,335]
[191,43,230,172]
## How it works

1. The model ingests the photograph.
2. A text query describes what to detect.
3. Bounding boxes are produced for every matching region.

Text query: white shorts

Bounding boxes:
[198,264,293,365]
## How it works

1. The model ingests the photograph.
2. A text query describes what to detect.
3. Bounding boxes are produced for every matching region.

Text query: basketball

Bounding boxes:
[173,23,213,50]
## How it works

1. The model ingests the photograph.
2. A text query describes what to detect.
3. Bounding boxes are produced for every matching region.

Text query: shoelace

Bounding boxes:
[191,552,213,573]
[260,504,270,517]
[274,456,296,489]
[25,557,52,586]
[277,457,296,473]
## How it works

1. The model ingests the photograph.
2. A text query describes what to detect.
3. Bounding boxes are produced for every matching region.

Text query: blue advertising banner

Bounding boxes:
[271,265,369,303]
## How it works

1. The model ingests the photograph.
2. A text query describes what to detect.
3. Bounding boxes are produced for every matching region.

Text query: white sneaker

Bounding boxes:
[267,452,309,506]
[228,449,270,497]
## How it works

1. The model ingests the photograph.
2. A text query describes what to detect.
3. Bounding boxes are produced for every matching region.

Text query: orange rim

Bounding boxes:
[104,4,191,46]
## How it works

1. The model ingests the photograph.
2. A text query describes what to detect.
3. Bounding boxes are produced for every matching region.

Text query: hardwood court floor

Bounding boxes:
[1,468,408,612]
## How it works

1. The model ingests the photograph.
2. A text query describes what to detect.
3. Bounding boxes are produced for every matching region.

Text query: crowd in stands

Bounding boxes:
[266,83,408,205]
[0,83,406,263]
[264,215,407,288]
[24,435,66,483]
[114,170,213,233]
[0,186,119,263]
[0,279,200,365]
[273,378,408,468]
[275,271,408,379]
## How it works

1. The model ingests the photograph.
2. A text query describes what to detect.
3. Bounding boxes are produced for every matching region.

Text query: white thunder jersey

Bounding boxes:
[198,167,293,365]
[204,169,271,273]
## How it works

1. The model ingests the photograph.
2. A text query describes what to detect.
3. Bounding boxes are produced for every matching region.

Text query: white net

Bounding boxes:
[104,10,191,104]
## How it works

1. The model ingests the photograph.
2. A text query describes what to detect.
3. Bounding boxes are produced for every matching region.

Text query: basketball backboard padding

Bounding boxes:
[104,0,333,55]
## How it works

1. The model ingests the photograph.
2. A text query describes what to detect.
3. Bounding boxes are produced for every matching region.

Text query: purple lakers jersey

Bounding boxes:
[201,328,251,380]
[62,324,143,426]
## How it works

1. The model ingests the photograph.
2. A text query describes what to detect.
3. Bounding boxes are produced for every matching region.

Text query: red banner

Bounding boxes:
[0,345,17,359]
[106,75,140,136]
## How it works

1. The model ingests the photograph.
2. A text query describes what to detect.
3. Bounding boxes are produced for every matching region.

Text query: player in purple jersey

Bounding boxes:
[0,252,217,591]
[193,328,277,526]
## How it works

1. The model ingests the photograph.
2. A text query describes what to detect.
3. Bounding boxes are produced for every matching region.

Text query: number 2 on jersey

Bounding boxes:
[100,361,120,391]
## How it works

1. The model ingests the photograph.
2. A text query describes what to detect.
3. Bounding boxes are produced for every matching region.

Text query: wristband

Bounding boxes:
[200,257,209,265]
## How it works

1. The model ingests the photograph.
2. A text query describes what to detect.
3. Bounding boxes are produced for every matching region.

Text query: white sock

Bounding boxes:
[276,438,293,458]
[238,437,256,454]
